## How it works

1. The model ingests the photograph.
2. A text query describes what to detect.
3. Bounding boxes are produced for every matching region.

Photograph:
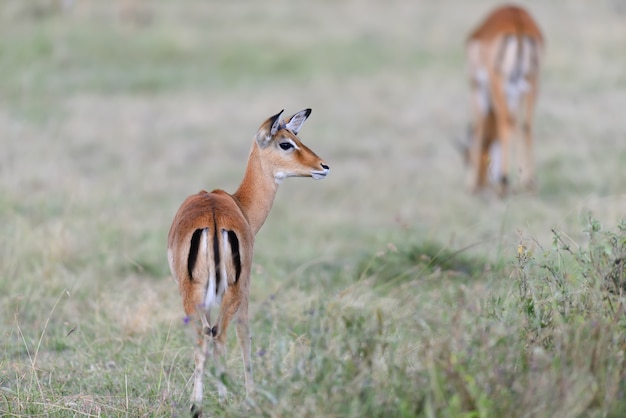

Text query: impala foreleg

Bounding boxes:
[490,79,513,197]
[467,75,491,193]
[520,84,538,191]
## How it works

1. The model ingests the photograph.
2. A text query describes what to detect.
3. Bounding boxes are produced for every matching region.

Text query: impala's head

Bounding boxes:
[255,109,330,184]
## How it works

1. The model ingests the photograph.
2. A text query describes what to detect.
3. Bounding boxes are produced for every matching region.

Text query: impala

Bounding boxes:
[463,5,544,196]
[167,109,329,417]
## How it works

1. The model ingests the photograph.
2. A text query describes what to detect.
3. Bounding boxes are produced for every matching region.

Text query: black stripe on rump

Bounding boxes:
[188,228,205,280]
[213,219,221,296]
[227,230,241,283]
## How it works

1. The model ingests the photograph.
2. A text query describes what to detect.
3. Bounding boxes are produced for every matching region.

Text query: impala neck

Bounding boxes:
[232,142,279,236]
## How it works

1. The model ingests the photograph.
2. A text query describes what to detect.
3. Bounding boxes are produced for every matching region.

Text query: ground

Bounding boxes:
[1,0,626,416]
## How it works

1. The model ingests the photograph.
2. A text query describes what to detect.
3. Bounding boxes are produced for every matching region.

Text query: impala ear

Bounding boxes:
[257,109,284,147]
[285,108,311,135]
[270,109,284,136]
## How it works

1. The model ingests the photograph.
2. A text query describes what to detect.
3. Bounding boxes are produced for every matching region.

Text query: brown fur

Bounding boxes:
[167,109,329,417]
[465,5,544,196]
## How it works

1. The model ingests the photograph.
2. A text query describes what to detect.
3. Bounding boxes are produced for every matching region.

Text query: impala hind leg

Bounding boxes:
[209,333,228,402]
[197,307,228,402]
[211,288,244,400]
[190,335,227,417]
[190,309,226,417]
[191,330,210,418]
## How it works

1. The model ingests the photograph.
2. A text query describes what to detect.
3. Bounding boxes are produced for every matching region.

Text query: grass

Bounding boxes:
[2,0,626,416]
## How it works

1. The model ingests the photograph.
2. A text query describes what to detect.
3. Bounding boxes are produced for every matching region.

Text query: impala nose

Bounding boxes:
[311,163,330,180]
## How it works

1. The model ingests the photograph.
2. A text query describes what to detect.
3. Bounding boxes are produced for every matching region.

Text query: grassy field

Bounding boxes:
[1,0,626,416]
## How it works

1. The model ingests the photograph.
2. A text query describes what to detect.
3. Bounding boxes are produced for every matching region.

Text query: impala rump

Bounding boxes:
[468,33,541,116]
[186,226,238,311]
[169,190,249,317]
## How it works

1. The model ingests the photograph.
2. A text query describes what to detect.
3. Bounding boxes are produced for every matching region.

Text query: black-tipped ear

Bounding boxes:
[257,109,284,147]
[269,109,285,136]
[285,108,311,135]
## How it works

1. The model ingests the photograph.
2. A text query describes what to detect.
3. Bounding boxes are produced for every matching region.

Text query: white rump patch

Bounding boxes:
[201,229,219,310]
[520,37,536,78]
[499,35,536,112]
[221,230,231,291]
[499,36,519,78]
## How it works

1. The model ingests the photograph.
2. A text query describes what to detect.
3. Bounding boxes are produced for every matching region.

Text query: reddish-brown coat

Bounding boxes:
[168,189,252,316]
[468,5,543,44]
[166,109,329,416]
[465,5,544,196]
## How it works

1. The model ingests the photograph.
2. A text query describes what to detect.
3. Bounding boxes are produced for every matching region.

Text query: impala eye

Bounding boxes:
[279,142,294,151]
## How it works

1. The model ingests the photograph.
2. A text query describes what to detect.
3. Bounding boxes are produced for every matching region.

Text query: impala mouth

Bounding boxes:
[311,169,329,180]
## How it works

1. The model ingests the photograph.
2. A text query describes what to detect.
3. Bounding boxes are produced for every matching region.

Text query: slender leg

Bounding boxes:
[210,333,228,401]
[479,112,498,189]
[468,82,487,194]
[490,77,513,197]
[477,144,489,190]
[191,330,209,418]
[235,297,253,397]
[190,308,216,417]
[520,81,538,190]
[212,288,243,401]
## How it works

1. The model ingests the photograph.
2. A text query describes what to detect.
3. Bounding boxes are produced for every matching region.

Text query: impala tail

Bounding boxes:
[186,226,241,314]
[168,191,253,321]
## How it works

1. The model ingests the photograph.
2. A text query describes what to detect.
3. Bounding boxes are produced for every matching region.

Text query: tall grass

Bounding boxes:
[2,0,626,416]
[4,218,626,416]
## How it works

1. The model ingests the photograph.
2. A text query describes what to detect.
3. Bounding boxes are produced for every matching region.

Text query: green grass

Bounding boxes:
[2,0,626,416]
[6,213,626,416]
[0,5,436,110]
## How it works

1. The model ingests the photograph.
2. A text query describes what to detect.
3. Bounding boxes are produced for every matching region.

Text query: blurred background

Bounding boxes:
[1,0,624,268]
[1,0,625,415]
